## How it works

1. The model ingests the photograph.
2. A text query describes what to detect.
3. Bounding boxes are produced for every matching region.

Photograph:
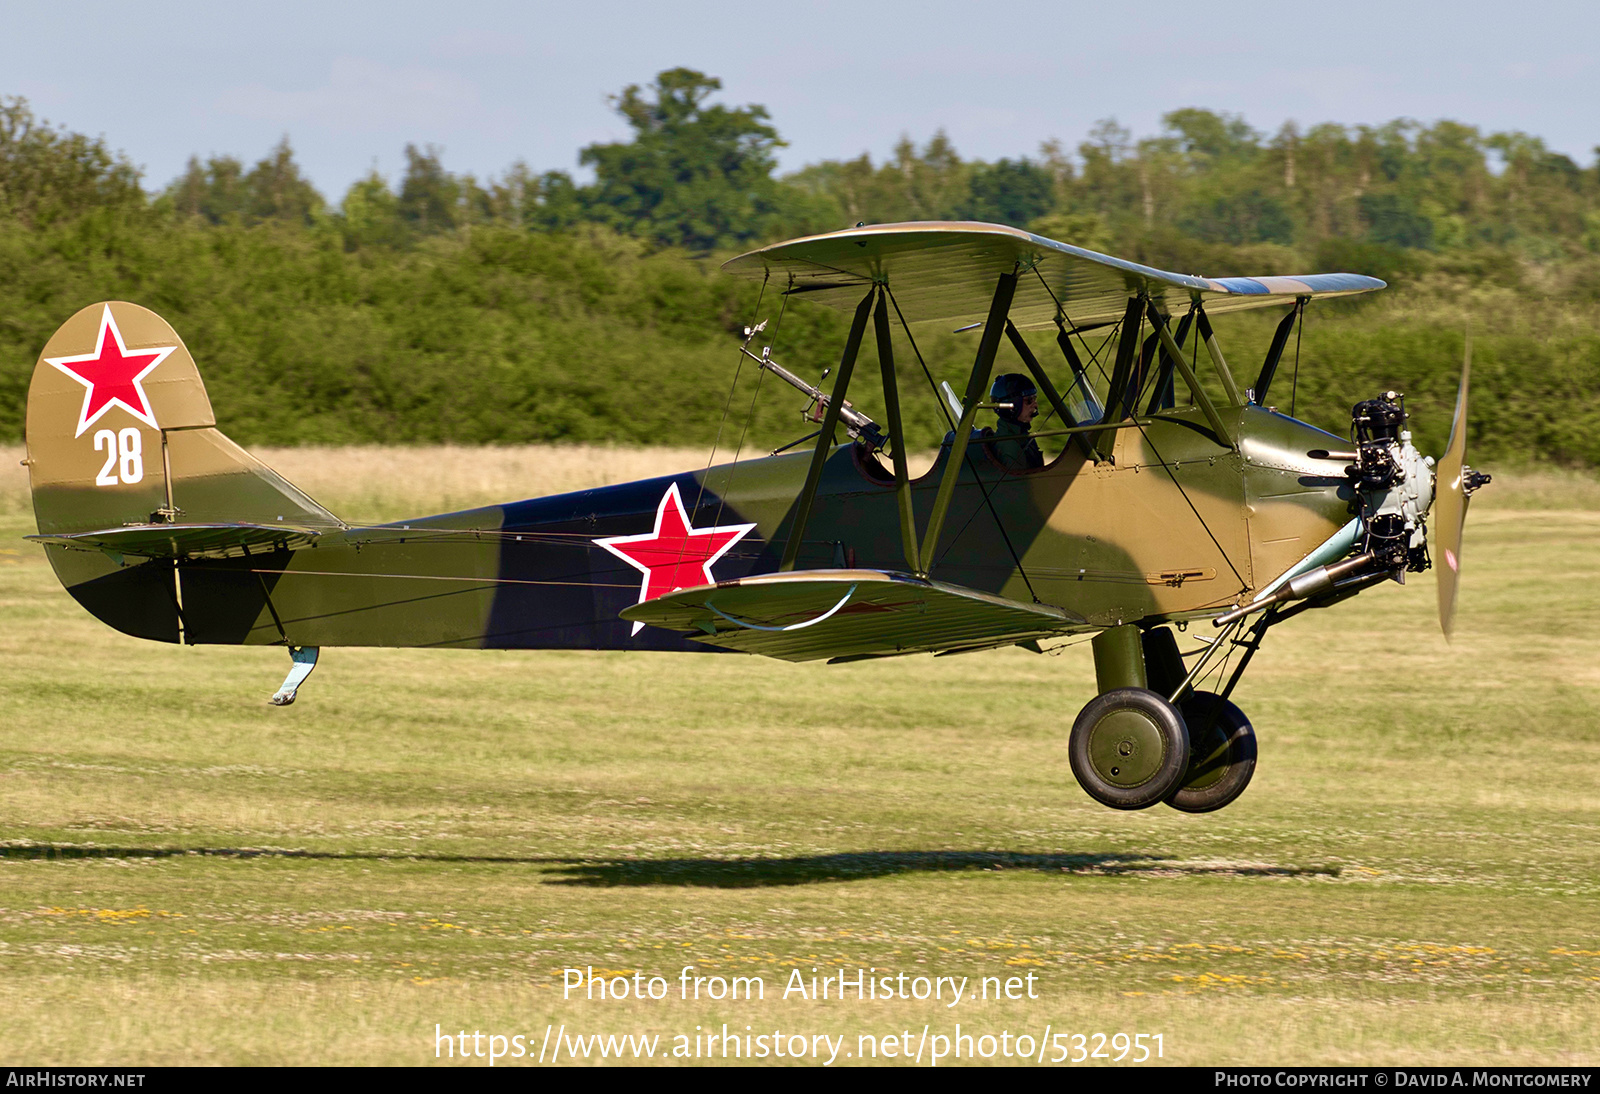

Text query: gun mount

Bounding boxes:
[739,328,885,450]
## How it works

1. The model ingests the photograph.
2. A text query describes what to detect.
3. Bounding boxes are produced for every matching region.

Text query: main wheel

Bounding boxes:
[1164,691,1257,814]
[1069,687,1190,810]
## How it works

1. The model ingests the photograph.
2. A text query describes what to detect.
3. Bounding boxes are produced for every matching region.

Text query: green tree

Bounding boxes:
[244,137,324,225]
[168,138,323,226]
[1162,108,1260,168]
[579,68,786,251]
[1360,192,1434,249]
[482,164,586,232]
[962,157,1053,226]
[0,96,144,227]
[338,170,406,247]
[782,132,973,227]
[398,144,462,233]
[169,154,248,222]
[1076,118,1138,225]
[1183,188,1295,245]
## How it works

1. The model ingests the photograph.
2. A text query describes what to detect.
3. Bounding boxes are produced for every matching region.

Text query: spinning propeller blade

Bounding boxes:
[1435,339,1472,640]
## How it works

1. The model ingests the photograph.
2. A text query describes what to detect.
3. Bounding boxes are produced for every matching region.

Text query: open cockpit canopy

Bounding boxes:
[723,221,1384,328]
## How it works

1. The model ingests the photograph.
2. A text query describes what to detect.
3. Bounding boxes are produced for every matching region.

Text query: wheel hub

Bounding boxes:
[1088,709,1168,787]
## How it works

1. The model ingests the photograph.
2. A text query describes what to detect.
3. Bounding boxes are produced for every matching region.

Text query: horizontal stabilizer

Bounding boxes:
[621,569,1089,662]
[29,522,322,560]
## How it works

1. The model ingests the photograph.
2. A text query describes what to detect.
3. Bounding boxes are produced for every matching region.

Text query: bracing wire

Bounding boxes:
[885,289,956,435]
[1030,269,1247,593]
[692,272,768,521]
[646,273,772,590]
[1030,320,1118,429]
[885,286,1040,600]
[713,287,789,529]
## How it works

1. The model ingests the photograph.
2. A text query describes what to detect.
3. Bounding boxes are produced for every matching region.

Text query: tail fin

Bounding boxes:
[24,301,341,641]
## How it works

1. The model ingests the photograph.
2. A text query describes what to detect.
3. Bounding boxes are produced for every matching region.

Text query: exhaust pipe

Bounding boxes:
[1214,553,1379,626]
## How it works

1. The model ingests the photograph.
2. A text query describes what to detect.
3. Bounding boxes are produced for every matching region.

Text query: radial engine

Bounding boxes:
[1345,391,1436,573]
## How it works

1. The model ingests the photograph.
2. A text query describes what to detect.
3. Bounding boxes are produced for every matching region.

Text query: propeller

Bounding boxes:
[1434,337,1480,640]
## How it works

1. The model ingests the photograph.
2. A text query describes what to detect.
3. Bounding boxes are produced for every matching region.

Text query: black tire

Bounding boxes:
[1069,687,1190,810]
[1165,692,1257,814]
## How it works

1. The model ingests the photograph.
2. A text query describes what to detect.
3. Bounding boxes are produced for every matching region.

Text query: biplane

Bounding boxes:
[21,221,1490,813]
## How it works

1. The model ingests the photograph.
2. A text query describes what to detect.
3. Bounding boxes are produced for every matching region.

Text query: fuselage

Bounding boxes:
[48,405,1353,651]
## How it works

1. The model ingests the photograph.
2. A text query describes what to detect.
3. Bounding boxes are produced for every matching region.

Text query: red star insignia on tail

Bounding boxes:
[45,305,177,437]
[594,483,756,635]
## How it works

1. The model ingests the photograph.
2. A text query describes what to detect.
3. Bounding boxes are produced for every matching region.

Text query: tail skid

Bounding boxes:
[268,645,319,705]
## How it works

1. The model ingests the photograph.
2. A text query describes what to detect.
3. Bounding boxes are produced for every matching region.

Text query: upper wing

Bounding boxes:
[722,221,1383,328]
[620,568,1089,662]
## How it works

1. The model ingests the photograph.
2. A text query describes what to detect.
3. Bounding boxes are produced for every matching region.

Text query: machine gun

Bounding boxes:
[741,323,885,451]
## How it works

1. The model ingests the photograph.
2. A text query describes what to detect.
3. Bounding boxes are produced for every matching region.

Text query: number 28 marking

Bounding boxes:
[94,428,144,485]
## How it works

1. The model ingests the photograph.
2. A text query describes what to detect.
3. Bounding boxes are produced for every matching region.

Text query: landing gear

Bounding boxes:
[1165,692,1257,814]
[1068,687,1190,810]
[1069,623,1260,813]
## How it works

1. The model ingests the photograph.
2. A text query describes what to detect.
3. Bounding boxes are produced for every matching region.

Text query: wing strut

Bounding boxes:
[873,287,921,574]
[1254,299,1305,405]
[779,286,875,571]
[1143,306,1194,412]
[1146,300,1237,450]
[1194,306,1244,405]
[1094,296,1147,459]
[918,270,1018,568]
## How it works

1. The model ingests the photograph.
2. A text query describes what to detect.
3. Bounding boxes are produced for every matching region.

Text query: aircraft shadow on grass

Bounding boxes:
[538,852,1340,887]
[2,844,1338,888]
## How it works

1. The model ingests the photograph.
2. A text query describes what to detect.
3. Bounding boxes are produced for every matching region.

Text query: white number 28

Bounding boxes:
[94,428,145,486]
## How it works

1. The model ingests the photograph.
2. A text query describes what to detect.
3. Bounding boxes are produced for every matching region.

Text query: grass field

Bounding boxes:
[1,445,1597,1066]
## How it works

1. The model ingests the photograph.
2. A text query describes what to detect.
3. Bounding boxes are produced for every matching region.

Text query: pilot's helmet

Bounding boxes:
[990,373,1037,421]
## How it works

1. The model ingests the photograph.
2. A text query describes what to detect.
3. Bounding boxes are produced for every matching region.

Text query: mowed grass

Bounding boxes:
[0,445,1597,1066]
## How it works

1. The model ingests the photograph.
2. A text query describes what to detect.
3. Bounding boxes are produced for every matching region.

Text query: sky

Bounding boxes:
[5,0,1597,201]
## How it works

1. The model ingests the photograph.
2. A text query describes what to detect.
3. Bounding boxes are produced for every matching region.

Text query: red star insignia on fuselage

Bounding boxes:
[594,483,757,635]
[45,305,177,437]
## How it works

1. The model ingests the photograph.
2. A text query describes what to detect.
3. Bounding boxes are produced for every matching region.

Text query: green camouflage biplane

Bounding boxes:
[21,221,1490,813]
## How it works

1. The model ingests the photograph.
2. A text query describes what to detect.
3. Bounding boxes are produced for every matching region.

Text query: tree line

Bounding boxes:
[12,70,1595,272]
[1,73,1597,466]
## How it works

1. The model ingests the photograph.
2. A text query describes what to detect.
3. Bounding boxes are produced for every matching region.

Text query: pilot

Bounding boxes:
[989,373,1044,473]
